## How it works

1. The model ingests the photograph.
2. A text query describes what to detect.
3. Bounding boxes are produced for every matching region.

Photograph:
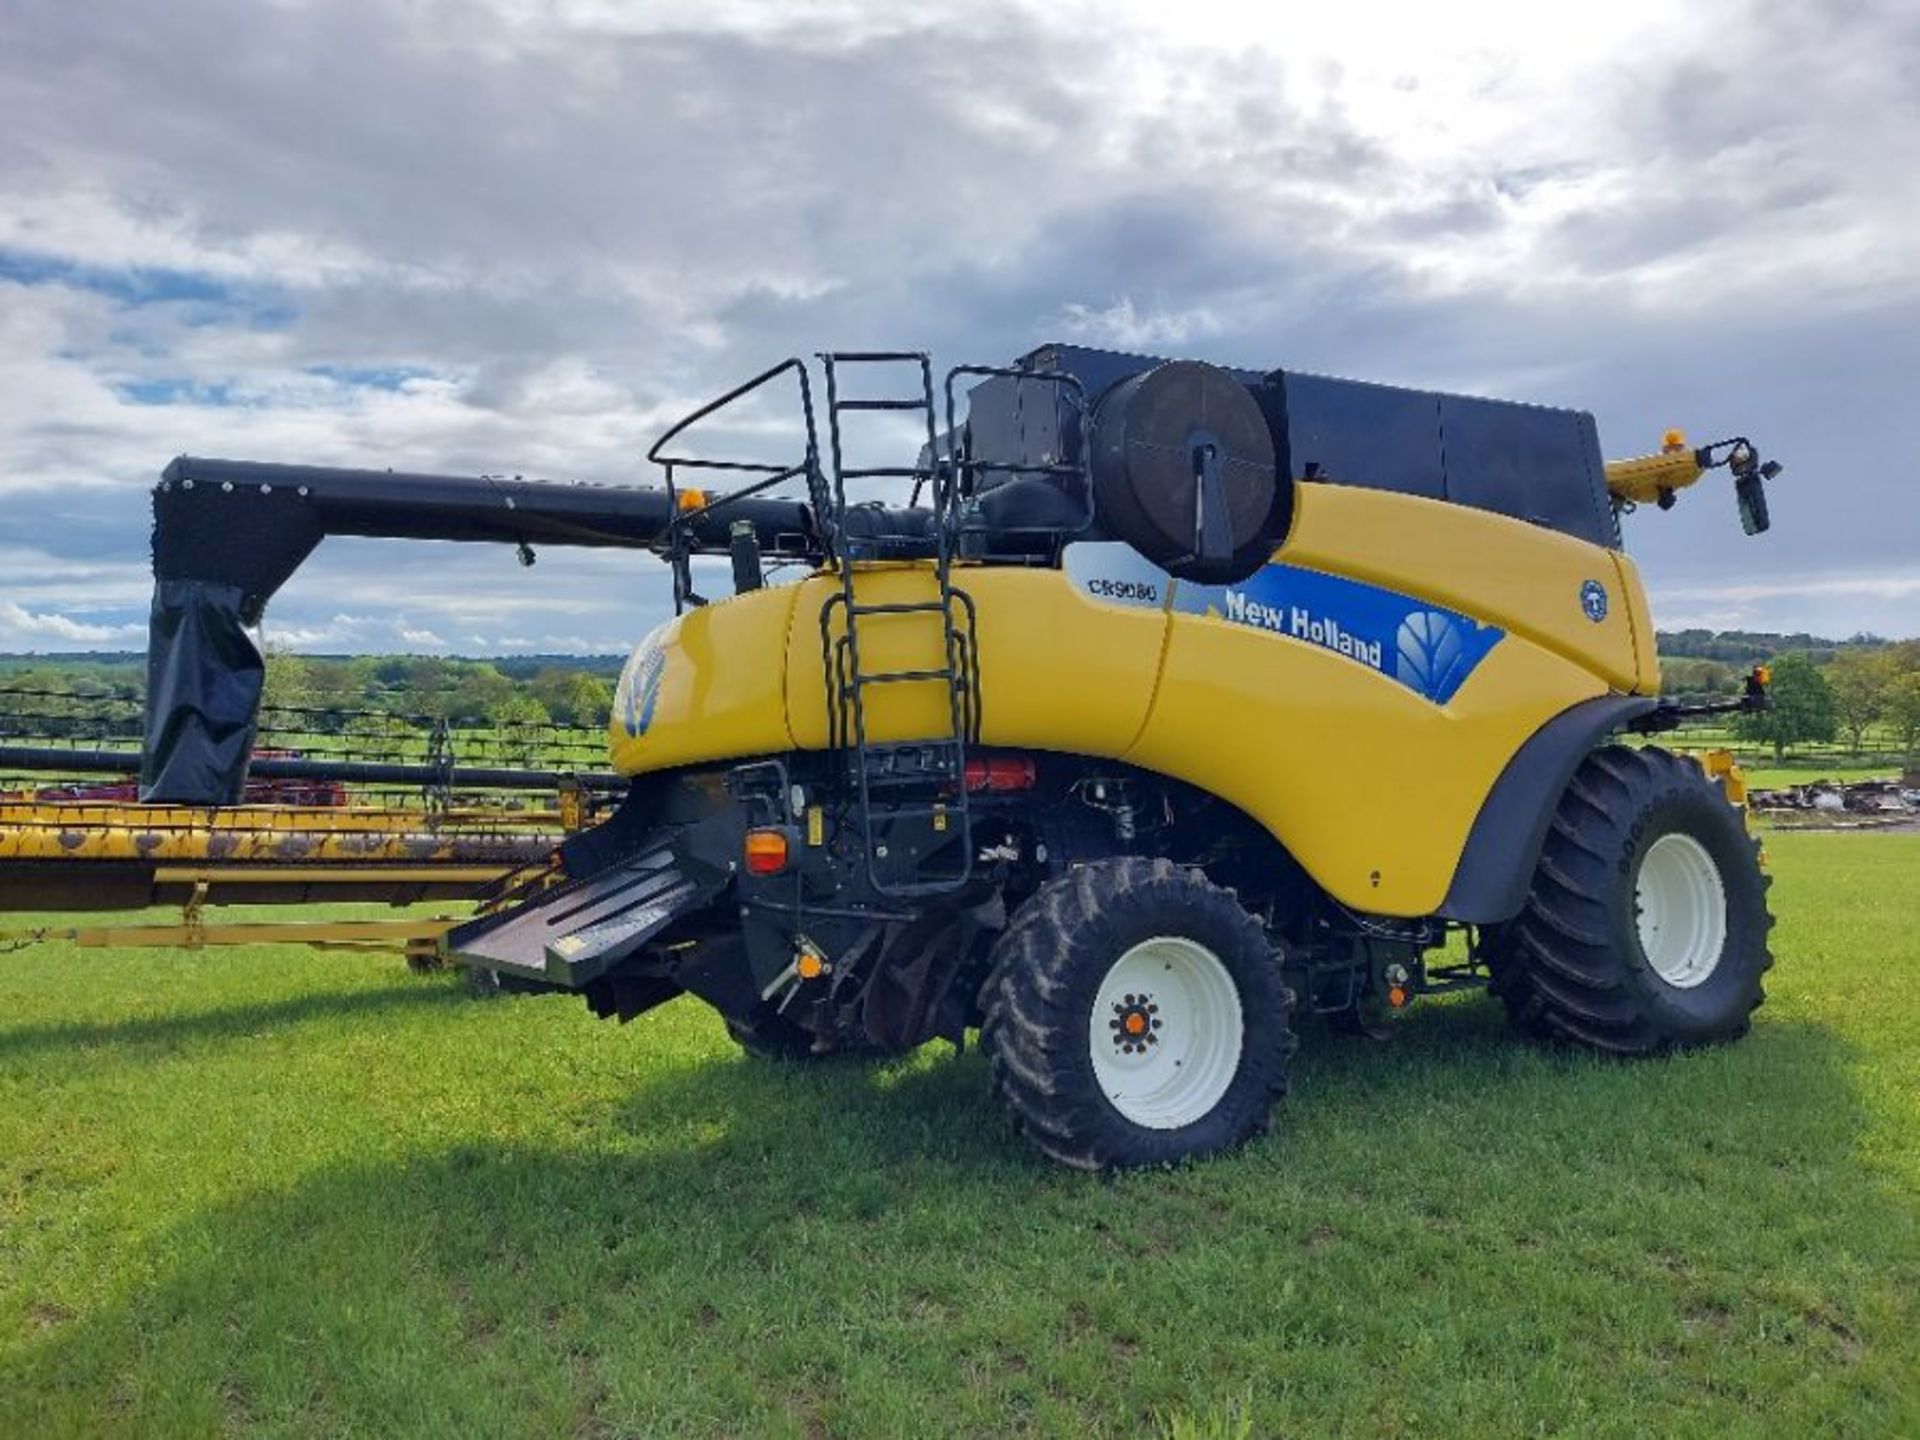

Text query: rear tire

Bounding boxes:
[980,857,1294,1170]
[1486,744,1772,1054]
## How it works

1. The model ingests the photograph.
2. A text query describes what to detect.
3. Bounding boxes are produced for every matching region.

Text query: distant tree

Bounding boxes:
[1885,669,1920,762]
[260,648,320,734]
[1734,652,1837,762]
[488,692,553,767]
[529,670,615,728]
[443,665,516,724]
[1661,657,1738,700]
[1825,650,1892,754]
[261,647,307,704]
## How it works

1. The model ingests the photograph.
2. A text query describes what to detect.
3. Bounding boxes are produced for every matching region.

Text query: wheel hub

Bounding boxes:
[1108,993,1162,1055]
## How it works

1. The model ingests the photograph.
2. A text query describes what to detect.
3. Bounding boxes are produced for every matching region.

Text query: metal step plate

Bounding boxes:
[445,840,723,989]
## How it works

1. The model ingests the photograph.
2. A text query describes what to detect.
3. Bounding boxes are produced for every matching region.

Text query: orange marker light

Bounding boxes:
[676,488,710,513]
[1755,664,1772,686]
[744,828,790,875]
[1387,985,1409,1009]
[1661,429,1688,452]
[796,950,825,980]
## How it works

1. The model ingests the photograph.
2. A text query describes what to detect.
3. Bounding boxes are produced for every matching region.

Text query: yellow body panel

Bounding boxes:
[1126,613,1603,912]
[609,482,1663,919]
[785,566,1171,756]
[1610,548,1660,693]
[786,569,957,752]
[1282,485,1648,695]
[608,582,801,773]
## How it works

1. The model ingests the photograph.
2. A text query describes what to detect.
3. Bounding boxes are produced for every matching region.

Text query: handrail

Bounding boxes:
[646,356,820,473]
[647,358,831,612]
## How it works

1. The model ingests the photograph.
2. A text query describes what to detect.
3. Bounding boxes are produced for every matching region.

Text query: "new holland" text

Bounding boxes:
[1223,589,1384,669]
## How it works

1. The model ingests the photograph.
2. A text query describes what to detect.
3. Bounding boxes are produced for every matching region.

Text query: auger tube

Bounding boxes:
[142,457,816,804]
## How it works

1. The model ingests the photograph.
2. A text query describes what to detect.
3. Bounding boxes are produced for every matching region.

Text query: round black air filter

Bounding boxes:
[1087,360,1282,583]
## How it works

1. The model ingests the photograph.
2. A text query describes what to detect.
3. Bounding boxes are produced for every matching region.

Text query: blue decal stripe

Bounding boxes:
[1171,562,1503,705]
[621,641,668,737]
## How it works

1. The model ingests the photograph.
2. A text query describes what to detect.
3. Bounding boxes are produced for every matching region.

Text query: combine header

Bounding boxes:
[3,343,1785,1170]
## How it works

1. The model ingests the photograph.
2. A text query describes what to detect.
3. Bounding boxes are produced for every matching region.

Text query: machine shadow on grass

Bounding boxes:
[5,992,1903,1434]
[0,979,464,1065]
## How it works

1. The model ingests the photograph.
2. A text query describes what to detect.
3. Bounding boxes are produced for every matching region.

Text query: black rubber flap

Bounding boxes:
[445,840,723,988]
[1087,360,1280,582]
[139,580,269,804]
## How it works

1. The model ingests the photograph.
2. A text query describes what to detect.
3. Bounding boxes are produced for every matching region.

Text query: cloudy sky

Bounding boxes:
[2,0,1916,655]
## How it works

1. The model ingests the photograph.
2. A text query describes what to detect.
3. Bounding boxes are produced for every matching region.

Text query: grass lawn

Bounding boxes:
[1728,764,1903,791]
[1,832,1916,1437]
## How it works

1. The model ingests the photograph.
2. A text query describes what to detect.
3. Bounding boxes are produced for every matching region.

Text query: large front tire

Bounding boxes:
[980,858,1294,1170]
[1486,745,1773,1054]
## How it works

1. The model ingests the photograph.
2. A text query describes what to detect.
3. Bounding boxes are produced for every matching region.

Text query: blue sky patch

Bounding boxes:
[305,364,433,391]
[115,377,243,407]
[0,246,295,330]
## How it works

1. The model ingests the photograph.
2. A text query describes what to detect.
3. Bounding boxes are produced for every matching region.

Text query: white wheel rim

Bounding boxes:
[1089,936,1244,1130]
[1634,832,1728,989]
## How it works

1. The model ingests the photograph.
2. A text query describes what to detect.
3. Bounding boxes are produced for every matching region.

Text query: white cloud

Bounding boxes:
[1057,297,1224,349]
[0,600,145,646]
[0,0,1915,652]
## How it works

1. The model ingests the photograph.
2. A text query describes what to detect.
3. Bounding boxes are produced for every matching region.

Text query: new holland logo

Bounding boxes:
[1224,588,1385,670]
[1395,611,1475,700]
[619,639,667,738]
[1581,579,1609,623]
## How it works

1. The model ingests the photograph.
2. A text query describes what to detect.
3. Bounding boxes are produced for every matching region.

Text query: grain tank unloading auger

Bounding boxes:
[145,345,1785,1170]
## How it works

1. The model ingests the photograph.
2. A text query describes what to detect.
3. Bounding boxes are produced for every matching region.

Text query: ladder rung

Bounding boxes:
[837,466,929,479]
[861,763,962,783]
[862,750,963,768]
[856,753,962,778]
[850,668,957,686]
[847,600,949,616]
[829,351,927,364]
[834,398,927,412]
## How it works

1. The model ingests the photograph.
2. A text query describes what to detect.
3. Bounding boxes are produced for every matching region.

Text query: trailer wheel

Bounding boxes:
[980,857,1293,1170]
[1486,744,1772,1054]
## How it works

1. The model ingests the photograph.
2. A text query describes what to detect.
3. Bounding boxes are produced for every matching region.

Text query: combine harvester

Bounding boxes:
[1,345,1784,1168]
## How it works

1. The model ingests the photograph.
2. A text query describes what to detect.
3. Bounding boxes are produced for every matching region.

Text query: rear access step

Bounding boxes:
[444,838,729,988]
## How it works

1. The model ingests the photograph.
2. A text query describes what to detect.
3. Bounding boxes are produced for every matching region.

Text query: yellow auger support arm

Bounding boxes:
[1605,430,1705,507]
[1605,430,1782,535]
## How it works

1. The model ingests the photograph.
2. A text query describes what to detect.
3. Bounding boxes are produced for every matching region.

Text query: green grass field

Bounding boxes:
[2,832,1916,1438]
